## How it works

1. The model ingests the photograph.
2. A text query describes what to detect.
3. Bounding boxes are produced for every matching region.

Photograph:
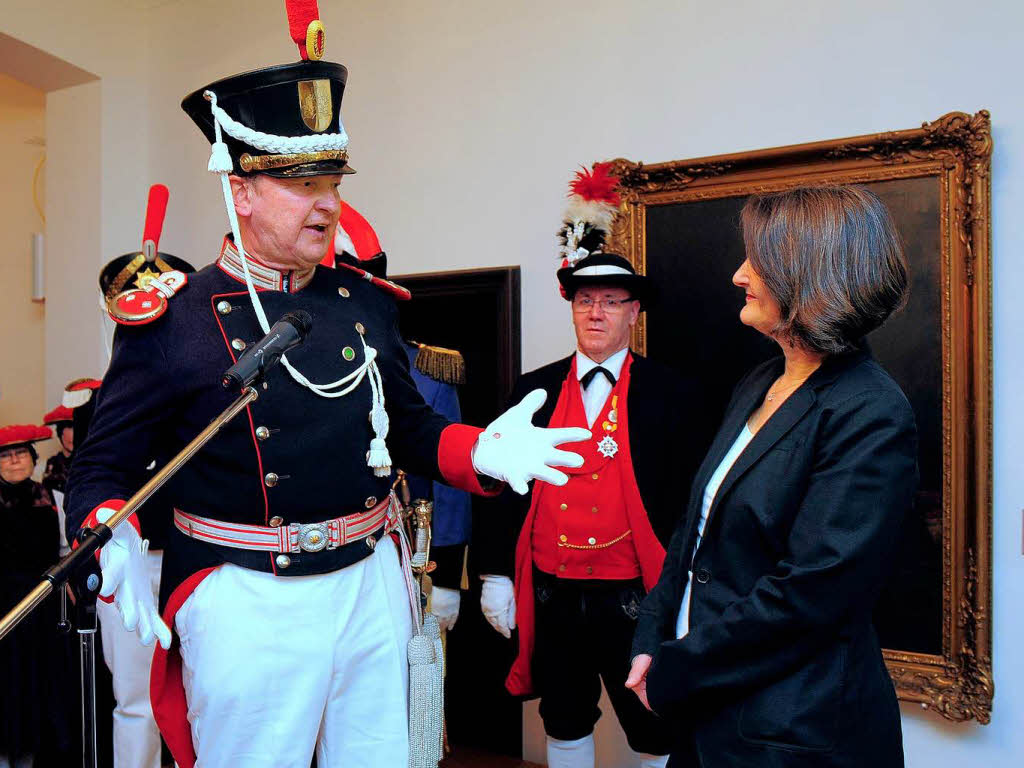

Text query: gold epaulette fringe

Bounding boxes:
[413,343,466,385]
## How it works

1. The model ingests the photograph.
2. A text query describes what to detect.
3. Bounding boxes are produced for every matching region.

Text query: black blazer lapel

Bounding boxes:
[709,386,815,520]
[681,363,777,533]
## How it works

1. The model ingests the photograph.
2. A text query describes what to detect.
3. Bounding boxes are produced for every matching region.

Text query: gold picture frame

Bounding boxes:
[605,111,993,723]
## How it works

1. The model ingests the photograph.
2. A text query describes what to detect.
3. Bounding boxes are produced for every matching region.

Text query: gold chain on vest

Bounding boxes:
[557,529,633,550]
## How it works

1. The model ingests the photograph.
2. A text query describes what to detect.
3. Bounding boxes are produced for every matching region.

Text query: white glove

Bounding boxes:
[472,389,591,494]
[429,585,461,632]
[96,508,172,650]
[480,574,516,639]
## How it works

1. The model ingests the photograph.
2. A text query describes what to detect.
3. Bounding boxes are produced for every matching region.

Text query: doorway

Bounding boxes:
[394,266,533,765]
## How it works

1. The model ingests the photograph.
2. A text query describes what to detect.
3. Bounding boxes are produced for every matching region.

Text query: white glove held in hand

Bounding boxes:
[480,574,516,639]
[96,508,172,650]
[429,585,461,632]
[472,389,591,495]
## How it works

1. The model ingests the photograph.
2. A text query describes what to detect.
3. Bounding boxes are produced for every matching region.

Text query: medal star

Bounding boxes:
[597,434,619,458]
[134,267,162,290]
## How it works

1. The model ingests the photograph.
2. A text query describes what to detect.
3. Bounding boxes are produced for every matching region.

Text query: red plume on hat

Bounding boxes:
[285,0,326,60]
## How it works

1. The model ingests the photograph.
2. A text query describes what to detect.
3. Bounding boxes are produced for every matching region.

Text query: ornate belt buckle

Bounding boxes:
[297,522,329,552]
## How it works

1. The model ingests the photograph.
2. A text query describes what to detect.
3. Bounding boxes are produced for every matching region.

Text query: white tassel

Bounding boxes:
[425,614,446,758]
[367,437,392,477]
[408,616,444,768]
[208,141,233,173]
[205,91,235,174]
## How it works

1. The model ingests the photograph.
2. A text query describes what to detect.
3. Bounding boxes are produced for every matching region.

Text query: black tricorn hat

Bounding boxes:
[181,60,354,178]
[557,252,653,309]
[99,252,196,301]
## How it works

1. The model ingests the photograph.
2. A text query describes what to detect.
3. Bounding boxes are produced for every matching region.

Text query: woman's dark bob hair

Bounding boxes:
[740,185,909,355]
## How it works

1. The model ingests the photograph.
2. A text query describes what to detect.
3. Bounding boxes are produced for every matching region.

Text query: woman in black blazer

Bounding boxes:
[625,186,918,767]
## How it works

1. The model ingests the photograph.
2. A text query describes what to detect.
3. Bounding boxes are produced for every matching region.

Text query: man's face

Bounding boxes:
[571,285,640,363]
[0,446,35,484]
[59,425,74,454]
[233,174,342,271]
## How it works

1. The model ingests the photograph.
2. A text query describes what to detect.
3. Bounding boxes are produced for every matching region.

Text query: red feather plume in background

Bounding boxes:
[568,162,620,206]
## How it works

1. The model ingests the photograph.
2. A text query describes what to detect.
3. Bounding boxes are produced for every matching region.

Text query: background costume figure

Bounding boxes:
[476,166,709,768]
[41,401,74,555]
[66,5,586,768]
[85,187,193,768]
[0,425,76,768]
[403,341,472,630]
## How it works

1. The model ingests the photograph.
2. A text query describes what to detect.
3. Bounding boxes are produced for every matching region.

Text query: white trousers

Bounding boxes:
[175,537,413,768]
[97,550,163,768]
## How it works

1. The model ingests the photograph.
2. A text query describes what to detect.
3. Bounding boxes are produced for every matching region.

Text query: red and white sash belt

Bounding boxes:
[173,497,398,554]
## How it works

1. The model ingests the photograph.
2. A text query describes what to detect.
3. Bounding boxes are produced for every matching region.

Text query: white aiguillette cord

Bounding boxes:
[204,90,392,476]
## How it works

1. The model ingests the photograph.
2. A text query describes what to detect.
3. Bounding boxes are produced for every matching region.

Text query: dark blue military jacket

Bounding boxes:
[66,248,468,608]
[402,342,471,588]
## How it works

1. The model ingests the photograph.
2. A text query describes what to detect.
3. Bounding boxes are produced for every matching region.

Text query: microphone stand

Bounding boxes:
[0,385,260,768]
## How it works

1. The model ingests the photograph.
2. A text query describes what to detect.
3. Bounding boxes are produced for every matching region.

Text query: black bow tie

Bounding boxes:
[580,366,616,389]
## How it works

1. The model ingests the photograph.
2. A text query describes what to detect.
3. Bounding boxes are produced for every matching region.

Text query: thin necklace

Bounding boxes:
[766,378,803,402]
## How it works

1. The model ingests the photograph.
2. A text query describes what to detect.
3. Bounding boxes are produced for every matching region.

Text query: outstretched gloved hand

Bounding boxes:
[96,508,172,650]
[429,585,461,632]
[480,574,516,639]
[472,389,590,494]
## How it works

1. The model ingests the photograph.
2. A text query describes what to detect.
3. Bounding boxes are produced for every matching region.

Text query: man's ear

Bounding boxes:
[229,174,253,217]
[628,300,641,326]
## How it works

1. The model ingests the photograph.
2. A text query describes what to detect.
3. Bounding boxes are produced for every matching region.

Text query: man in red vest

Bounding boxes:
[475,166,709,768]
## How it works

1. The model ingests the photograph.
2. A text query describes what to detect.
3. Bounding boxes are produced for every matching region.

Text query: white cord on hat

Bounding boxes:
[206,90,392,477]
[204,90,348,155]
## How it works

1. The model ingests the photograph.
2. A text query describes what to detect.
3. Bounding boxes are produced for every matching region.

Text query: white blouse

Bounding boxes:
[675,423,756,639]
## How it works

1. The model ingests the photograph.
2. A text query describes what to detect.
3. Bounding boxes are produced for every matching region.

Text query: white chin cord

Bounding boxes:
[204,90,391,477]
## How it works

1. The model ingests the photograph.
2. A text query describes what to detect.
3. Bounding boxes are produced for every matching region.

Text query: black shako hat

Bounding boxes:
[99,184,195,302]
[557,251,653,309]
[99,251,196,301]
[181,61,354,177]
[180,1,353,178]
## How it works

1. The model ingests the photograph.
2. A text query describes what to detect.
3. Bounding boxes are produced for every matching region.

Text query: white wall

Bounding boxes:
[2,0,150,403]
[3,0,1021,764]
[0,73,46,425]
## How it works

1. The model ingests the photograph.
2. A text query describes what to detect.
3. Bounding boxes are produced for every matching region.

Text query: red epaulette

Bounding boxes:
[107,270,190,326]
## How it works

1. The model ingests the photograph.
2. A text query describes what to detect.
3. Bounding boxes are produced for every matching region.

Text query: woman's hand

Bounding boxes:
[625,653,654,711]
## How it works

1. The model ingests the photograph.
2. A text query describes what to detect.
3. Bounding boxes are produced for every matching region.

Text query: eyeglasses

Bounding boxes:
[572,296,635,313]
[0,447,32,462]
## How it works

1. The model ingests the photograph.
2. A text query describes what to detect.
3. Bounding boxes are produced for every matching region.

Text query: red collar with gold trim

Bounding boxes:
[216,238,315,294]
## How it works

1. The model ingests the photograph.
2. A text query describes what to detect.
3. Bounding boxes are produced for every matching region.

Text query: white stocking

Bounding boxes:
[546,734,595,768]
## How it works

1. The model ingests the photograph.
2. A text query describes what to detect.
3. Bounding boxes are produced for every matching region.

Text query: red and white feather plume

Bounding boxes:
[558,162,622,269]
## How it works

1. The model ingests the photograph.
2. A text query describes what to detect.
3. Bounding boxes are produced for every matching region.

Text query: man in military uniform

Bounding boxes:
[65,5,587,768]
[475,165,710,768]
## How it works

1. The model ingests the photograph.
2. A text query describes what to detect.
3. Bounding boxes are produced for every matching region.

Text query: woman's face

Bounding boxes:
[0,446,35,484]
[732,258,782,337]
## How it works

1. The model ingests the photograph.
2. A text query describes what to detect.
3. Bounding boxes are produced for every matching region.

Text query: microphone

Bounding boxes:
[221,311,312,390]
